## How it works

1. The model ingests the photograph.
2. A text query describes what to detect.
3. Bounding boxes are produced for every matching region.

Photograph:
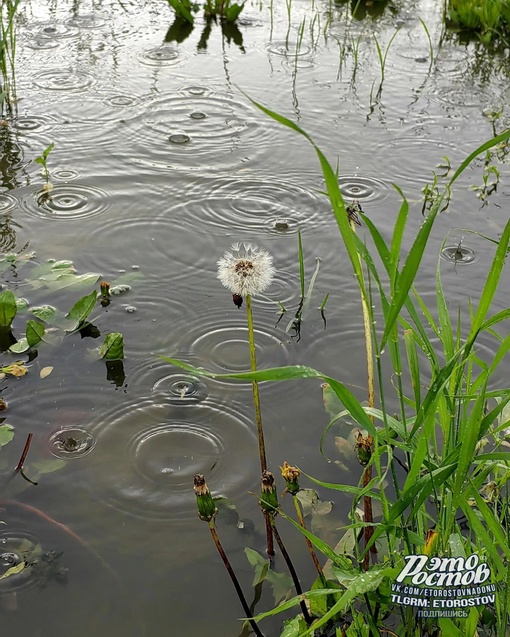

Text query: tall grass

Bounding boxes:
[163,102,510,634]
[0,0,20,113]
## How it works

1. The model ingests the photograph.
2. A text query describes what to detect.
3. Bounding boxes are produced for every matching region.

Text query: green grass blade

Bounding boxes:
[448,129,510,188]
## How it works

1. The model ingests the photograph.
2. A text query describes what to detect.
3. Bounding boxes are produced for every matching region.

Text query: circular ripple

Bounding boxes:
[66,14,106,28]
[33,69,93,92]
[0,531,40,593]
[440,244,478,265]
[0,193,18,213]
[171,177,331,234]
[29,21,79,39]
[152,373,208,405]
[49,426,96,459]
[140,45,181,66]
[25,37,60,50]
[12,115,53,132]
[178,312,290,385]
[52,168,80,181]
[23,183,110,221]
[123,88,280,172]
[338,176,387,201]
[267,40,312,57]
[86,399,259,520]
[83,215,218,286]
[104,94,140,108]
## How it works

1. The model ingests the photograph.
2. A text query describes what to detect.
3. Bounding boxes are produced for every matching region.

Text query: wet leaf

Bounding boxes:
[31,305,59,324]
[0,424,14,447]
[100,332,124,360]
[281,616,308,637]
[31,459,67,474]
[9,338,30,354]
[296,489,333,518]
[26,320,45,347]
[34,272,101,293]
[245,547,269,587]
[66,291,98,330]
[0,289,17,328]
[40,366,54,379]
[0,562,25,580]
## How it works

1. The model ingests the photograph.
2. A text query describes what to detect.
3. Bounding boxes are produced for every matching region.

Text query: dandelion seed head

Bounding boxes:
[217,242,275,297]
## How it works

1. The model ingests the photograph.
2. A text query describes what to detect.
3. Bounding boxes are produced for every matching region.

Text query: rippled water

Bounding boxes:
[1,0,509,635]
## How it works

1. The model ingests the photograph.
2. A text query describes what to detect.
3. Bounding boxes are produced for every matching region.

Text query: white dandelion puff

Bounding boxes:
[217,242,275,297]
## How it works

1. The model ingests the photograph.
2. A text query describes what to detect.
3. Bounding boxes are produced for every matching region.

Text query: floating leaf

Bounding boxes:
[0,562,25,580]
[33,272,101,293]
[322,382,343,418]
[40,366,53,379]
[245,547,269,587]
[9,338,30,354]
[31,305,59,324]
[100,332,124,360]
[296,489,333,518]
[26,320,45,347]
[0,424,14,447]
[65,291,98,330]
[31,458,67,474]
[245,547,293,603]
[0,289,17,328]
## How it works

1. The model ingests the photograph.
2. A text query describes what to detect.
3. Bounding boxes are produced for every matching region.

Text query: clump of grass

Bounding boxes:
[446,0,510,43]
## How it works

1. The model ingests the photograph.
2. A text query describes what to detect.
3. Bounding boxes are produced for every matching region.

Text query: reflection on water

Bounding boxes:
[1,0,509,635]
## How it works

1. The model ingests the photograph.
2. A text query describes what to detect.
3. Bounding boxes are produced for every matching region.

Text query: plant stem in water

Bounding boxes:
[293,496,326,584]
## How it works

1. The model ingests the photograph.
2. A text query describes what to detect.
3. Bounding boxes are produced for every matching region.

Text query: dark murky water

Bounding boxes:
[1,0,509,634]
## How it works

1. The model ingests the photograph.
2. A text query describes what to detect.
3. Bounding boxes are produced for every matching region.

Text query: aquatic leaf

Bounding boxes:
[100,332,124,360]
[31,305,59,324]
[66,291,98,329]
[0,424,14,447]
[0,289,17,328]
[296,489,333,519]
[281,616,308,637]
[0,562,25,580]
[31,459,67,474]
[245,547,292,603]
[9,338,30,354]
[34,272,101,292]
[245,547,270,587]
[26,320,45,347]
[322,382,343,418]
[40,366,53,379]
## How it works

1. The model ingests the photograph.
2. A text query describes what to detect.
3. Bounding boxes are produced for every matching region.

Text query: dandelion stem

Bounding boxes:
[292,496,326,584]
[270,516,312,625]
[208,521,266,637]
[245,294,267,473]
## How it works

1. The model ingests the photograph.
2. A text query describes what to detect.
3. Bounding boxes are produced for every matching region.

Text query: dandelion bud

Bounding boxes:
[354,430,373,467]
[99,281,111,307]
[280,461,300,496]
[232,294,243,309]
[260,470,279,513]
[193,473,217,522]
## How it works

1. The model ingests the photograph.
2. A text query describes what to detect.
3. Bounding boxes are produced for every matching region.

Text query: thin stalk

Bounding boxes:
[269,517,312,625]
[293,496,326,584]
[209,522,266,637]
[245,294,267,473]
[350,218,376,570]
[245,294,273,556]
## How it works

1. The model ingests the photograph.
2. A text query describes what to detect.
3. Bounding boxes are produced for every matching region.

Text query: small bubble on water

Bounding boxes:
[190,110,206,120]
[169,130,190,144]
[125,305,137,313]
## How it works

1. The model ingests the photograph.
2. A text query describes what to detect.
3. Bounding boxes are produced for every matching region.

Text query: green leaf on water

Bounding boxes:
[100,332,124,360]
[245,547,293,603]
[0,289,17,328]
[65,291,98,330]
[31,305,59,324]
[9,338,30,354]
[0,424,14,447]
[26,320,45,347]
[33,272,101,293]
[245,547,270,587]
[31,458,67,474]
